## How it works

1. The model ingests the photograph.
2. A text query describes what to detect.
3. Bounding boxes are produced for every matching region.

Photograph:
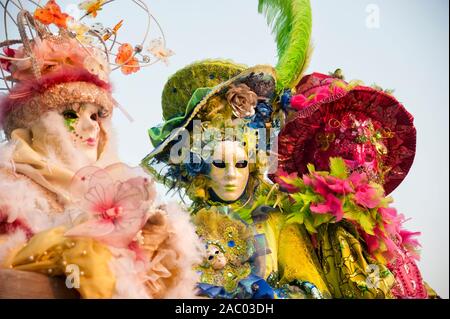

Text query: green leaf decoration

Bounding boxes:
[258,0,313,90]
[312,213,334,227]
[329,157,348,179]
[358,212,376,235]
[287,212,305,225]
[304,214,317,233]
[307,163,316,173]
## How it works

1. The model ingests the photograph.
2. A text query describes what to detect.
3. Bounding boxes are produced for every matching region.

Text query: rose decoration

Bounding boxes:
[226,84,258,118]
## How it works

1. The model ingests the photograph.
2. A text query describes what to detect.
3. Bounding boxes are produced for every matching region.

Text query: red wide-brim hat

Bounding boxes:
[270,73,416,195]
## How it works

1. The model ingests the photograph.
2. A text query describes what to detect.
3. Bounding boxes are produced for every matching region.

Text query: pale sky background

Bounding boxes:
[6,0,449,298]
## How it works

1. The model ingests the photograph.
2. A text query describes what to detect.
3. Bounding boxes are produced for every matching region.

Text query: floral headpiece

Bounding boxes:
[0,0,173,137]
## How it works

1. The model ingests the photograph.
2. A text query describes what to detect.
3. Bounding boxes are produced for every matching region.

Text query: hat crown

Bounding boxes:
[161,60,246,121]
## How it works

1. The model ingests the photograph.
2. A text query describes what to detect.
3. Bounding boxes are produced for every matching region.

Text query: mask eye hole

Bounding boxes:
[215,250,220,255]
[212,160,226,169]
[235,160,248,169]
[208,255,214,260]
[98,108,110,118]
[90,113,98,121]
[63,110,78,120]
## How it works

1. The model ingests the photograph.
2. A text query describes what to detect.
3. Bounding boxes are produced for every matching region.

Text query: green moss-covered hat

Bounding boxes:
[145,60,277,162]
[161,60,247,121]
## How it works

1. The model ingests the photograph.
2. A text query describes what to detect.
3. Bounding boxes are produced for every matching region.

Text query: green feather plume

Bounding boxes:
[258,0,313,90]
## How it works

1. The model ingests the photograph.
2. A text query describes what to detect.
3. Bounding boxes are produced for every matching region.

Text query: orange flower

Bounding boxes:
[115,43,140,75]
[79,0,106,18]
[103,20,124,41]
[34,0,70,28]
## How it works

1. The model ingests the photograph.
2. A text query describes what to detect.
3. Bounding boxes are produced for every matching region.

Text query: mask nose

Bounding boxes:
[224,163,237,180]
[79,113,98,135]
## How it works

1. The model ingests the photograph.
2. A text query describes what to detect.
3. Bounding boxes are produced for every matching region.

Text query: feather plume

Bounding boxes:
[258,0,313,90]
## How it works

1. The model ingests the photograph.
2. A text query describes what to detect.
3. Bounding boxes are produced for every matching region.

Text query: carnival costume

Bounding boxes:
[144,0,438,299]
[270,71,438,299]
[143,60,330,298]
[0,0,201,299]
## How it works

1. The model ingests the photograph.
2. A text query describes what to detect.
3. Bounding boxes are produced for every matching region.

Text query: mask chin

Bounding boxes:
[207,181,248,204]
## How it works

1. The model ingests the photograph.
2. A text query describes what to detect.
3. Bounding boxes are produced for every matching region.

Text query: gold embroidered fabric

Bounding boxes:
[316,222,396,299]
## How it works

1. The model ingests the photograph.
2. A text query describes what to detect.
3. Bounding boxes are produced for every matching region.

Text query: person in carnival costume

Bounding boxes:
[270,70,440,299]
[0,0,201,299]
[143,59,330,299]
[142,0,336,300]
[250,0,439,299]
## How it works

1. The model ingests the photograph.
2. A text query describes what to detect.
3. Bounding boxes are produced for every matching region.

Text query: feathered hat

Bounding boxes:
[143,0,314,163]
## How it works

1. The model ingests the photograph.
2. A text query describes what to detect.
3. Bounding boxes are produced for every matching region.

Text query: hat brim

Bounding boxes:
[271,86,416,195]
[144,65,276,162]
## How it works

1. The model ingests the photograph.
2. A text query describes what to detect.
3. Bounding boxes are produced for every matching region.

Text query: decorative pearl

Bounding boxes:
[28,256,34,261]
[80,271,85,276]
[227,273,233,277]
[71,242,76,247]
[82,250,87,256]
[62,260,67,266]
[48,269,53,274]
[43,251,48,255]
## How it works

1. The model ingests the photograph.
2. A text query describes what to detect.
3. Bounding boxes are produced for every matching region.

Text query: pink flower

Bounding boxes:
[308,174,330,197]
[10,38,96,81]
[308,173,352,197]
[310,193,344,221]
[290,94,308,110]
[65,164,155,248]
[399,230,421,252]
[324,175,353,194]
[275,170,301,193]
[354,184,381,208]
[348,171,368,189]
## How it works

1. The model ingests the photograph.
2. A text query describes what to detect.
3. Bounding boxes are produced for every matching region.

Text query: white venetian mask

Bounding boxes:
[62,103,107,164]
[209,141,249,203]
